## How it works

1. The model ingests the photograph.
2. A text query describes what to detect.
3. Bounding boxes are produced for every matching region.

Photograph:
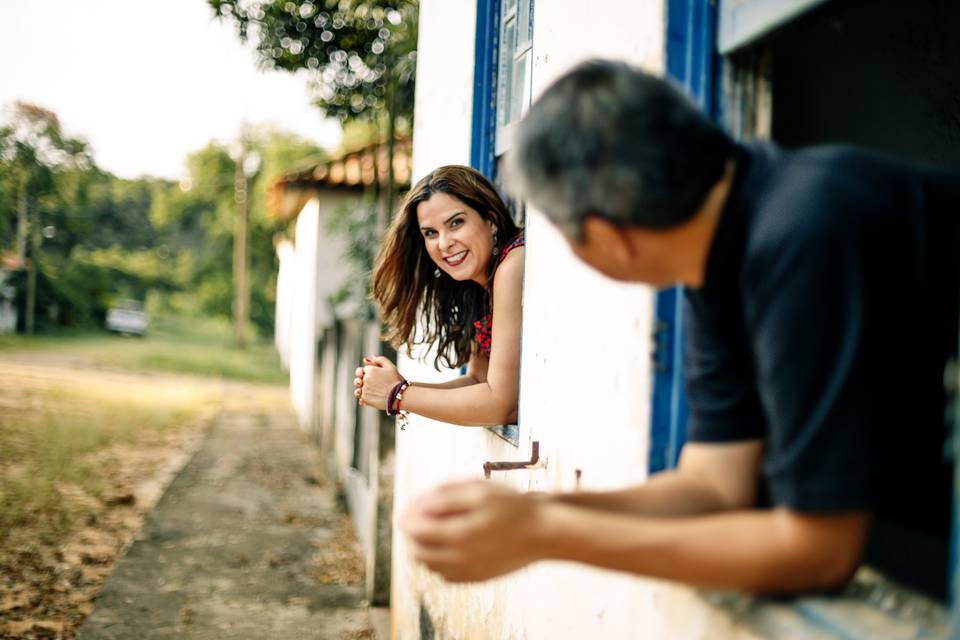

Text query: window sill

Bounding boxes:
[701,567,948,639]
[487,424,519,446]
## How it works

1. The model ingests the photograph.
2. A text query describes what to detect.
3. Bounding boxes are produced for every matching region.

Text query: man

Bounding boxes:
[400,60,959,596]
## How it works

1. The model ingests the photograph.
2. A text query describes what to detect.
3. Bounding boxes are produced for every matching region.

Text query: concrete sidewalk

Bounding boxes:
[78,400,377,639]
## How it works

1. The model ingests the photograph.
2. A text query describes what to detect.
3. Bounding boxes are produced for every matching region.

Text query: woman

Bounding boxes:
[354,165,524,426]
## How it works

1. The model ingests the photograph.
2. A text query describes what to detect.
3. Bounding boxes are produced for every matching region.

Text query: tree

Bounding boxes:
[0,102,91,332]
[210,0,418,216]
[0,100,325,337]
[209,0,418,126]
[154,129,326,336]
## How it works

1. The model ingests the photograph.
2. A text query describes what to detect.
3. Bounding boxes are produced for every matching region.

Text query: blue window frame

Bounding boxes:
[471,0,534,187]
[649,0,720,474]
[469,0,533,446]
[470,0,501,178]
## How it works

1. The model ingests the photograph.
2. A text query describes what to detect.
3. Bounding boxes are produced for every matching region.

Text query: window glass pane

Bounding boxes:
[498,17,517,129]
[517,0,533,49]
[504,0,519,20]
[510,50,528,126]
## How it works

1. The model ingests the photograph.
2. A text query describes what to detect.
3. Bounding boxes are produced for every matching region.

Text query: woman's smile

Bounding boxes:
[443,250,469,267]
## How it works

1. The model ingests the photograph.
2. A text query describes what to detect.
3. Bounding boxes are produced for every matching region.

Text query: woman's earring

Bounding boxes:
[491,230,499,256]
[434,267,441,278]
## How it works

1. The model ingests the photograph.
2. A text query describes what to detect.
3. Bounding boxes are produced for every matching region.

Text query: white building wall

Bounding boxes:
[286,193,356,431]
[409,0,477,173]
[393,1,765,637]
[289,199,322,430]
[275,239,295,369]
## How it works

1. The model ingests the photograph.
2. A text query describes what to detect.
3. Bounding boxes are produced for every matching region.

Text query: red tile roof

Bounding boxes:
[270,137,412,220]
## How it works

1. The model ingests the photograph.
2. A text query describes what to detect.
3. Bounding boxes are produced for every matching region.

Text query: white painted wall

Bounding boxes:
[288,199,322,429]
[284,192,357,431]
[409,0,477,174]
[392,1,766,638]
[275,239,295,369]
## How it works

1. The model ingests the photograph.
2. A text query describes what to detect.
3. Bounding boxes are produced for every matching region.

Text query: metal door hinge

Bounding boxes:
[483,441,541,479]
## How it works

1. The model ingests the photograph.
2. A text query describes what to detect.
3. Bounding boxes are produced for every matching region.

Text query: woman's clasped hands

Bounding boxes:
[354,355,404,411]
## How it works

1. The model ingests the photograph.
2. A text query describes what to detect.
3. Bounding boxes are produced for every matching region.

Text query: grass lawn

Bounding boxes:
[0,369,214,546]
[0,315,289,635]
[0,358,225,636]
[0,313,287,385]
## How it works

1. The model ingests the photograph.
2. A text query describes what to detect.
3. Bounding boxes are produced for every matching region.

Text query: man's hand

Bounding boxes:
[400,481,546,582]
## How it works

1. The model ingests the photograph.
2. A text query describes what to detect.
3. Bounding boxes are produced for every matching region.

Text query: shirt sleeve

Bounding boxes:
[684,290,766,443]
[743,216,871,512]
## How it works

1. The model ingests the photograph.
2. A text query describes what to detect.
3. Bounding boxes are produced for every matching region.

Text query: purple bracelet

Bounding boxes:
[386,380,409,416]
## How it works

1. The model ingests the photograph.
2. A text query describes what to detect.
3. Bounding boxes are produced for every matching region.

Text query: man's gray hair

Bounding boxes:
[505,59,734,239]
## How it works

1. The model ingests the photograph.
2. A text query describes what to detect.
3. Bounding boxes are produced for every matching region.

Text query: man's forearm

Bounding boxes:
[554,441,764,516]
[553,469,733,517]
[535,500,867,593]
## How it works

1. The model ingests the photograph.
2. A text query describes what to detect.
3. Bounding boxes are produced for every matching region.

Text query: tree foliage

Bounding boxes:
[0,102,325,335]
[209,0,418,126]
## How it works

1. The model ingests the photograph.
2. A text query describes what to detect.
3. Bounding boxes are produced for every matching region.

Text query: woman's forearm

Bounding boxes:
[399,381,517,426]
[407,375,478,390]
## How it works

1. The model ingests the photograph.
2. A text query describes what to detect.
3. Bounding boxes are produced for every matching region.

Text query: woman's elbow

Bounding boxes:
[485,398,518,426]
[481,384,518,425]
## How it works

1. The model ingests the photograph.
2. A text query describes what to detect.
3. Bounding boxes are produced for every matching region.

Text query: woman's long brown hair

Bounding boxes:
[372,165,521,370]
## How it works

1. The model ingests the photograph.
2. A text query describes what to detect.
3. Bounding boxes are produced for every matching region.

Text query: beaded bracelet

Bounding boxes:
[386,379,410,417]
[394,381,411,431]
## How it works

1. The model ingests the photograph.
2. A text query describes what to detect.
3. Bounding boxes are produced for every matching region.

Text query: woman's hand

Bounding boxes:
[353,366,366,403]
[358,355,404,411]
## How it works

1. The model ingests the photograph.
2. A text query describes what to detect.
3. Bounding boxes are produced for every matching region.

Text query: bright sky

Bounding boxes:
[0,0,342,180]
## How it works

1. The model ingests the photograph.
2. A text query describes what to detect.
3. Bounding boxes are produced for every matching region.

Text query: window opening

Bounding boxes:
[470,0,534,446]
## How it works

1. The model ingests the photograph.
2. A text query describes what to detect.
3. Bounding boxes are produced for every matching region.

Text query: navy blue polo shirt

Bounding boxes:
[684,143,959,592]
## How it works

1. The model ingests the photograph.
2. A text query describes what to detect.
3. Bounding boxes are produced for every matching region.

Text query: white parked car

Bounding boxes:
[105,299,149,336]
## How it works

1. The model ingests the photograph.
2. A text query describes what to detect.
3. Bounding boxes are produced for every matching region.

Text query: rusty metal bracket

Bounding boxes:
[483,441,540,479]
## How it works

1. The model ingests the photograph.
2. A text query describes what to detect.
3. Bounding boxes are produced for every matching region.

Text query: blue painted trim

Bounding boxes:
[953,468,960,632]
[649,288,691,472]
[650,0,720,474]
[470,0,501,179]
[490,424,520,446]
[953,338,960,626]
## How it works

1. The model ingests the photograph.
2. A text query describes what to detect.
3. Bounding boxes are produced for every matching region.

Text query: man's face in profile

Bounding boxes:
[562,217,679,288]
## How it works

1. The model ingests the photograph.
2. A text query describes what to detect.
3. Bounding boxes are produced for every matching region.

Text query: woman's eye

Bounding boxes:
[424,231,436,238]
[450,219,462,228]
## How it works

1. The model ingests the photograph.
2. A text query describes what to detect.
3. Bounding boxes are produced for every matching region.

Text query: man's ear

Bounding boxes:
[582,216,633,264]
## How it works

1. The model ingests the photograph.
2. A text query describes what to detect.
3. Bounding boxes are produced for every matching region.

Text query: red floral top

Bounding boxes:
[473,233,525,357]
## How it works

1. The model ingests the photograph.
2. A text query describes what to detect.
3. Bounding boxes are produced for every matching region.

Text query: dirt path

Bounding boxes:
[0,355,374,639]
[77,403,373,639]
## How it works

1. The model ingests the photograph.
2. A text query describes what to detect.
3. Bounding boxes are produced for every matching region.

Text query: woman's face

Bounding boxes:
[416,192,498,285]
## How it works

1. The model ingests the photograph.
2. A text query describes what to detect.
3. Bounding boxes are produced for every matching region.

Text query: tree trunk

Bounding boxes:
[25,207,38,335]
[385,56,398,226]
[15,178,27,264]
[233,144,250,350]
